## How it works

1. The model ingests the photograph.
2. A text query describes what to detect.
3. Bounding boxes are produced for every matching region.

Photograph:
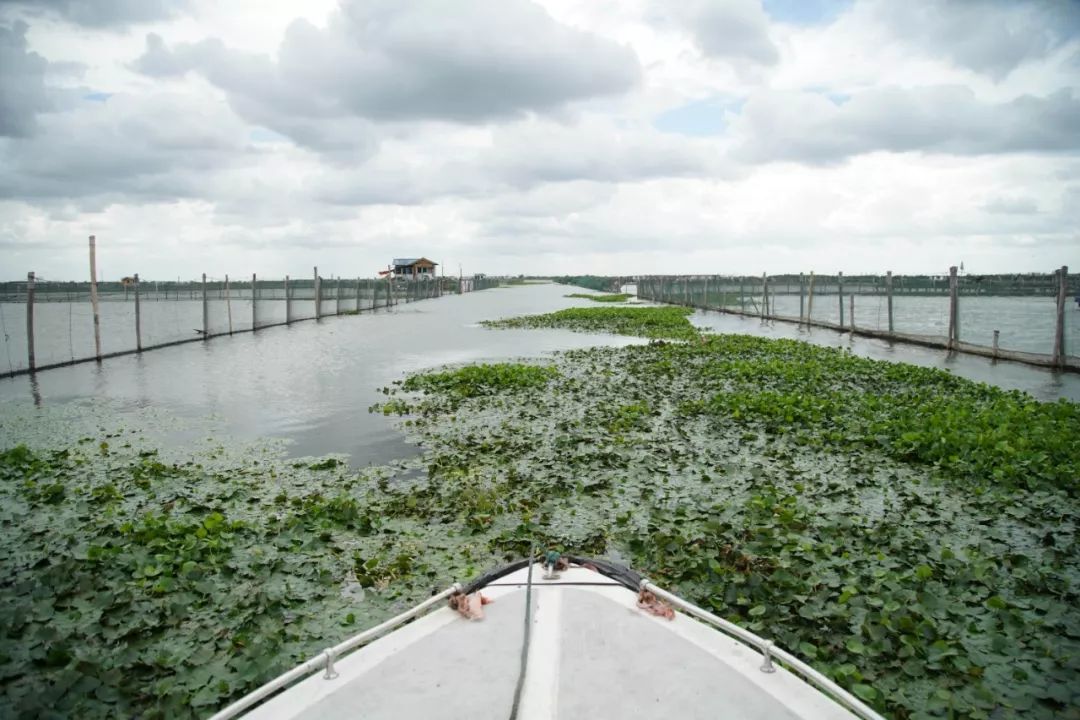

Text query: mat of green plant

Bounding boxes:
[2,318,1079,719]
[483,305,698,341]
[564,292,632,302]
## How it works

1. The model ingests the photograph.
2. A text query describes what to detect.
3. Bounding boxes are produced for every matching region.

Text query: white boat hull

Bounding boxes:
[223,563,878,720]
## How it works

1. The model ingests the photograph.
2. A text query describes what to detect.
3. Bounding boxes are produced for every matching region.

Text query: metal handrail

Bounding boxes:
[207,584,460,720]
[642,581,886,720]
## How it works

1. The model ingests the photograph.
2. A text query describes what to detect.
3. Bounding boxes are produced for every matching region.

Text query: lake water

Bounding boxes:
[1,283,1077,467]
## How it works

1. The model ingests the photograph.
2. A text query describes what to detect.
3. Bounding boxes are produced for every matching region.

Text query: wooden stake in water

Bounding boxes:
[252,273,257,330]
[760,273,767,319]
[807,272,815,325]
[225,274,233,335]
[26,271,35,372]
[89,236,102,361]
[886,270,894,333]
[314,266,321,320]
[849,293,855,331]
[838,271,845,330]
[285,275,291,324]
[356,277,362,313]
[947,266,958,350]
[799,272,805,325]
[202,273,209,339]
[993,329,1000,359]
[1053,265,1068,367]
[134,273,141,352]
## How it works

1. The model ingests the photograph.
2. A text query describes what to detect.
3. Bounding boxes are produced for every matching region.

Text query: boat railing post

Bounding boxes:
[322,648,339,680]
[760,640,776,673]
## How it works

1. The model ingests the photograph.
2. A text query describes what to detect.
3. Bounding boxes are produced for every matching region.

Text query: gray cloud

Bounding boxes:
[0,0,190,28]
[982,195,1038,215]
[667,0,778,65]
[0,91,251,206]
[313,119,723,206]
[732,86,1080,164]
[131,0,641,154]
[0,21,50,137]
[874,0,1080,79]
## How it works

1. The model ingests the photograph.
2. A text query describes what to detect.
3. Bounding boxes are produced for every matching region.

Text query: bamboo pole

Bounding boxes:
[134,273,141,351]
[947,266,958,350]
[202,273,209,339]
[886,270,894,333]
[225,274,233,335]
[89,236,102,361]
[799,272,805,325]
[760,273,767,319]
[838,271,844,329]
[1053,265,1068,367]
[26,271,35,372]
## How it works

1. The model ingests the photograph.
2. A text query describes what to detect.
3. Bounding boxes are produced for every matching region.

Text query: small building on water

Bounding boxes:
[391,258,438,280]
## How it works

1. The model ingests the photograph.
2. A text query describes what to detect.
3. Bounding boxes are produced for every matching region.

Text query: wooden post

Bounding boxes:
[89,235,102,361]
[314,266,321,320]
[225,274,233,334]
[837,271,844,329]
[134,273,141,351]
[807,272,815,325]
[739,278,745,313]
[202,273,209,339]
[336,276,342,315]
[252,273,257,330]
[1053,265,1068,366]
[886,271,894,334]
[947,265,958,350]
[849,293,855,331]
[760,273,767,319]
[992,329,1000,359]
[285,275,291,324]
[799,272,805,325]
[356,277,362,312]
[26,271,35,372]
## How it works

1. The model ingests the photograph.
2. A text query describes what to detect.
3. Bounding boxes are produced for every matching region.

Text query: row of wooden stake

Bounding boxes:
[642,264,1071,368]
[21,237,438,374]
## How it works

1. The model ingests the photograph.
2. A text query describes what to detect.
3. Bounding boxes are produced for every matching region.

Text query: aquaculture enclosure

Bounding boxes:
[1,266,502,378]
[638,267,1080,371]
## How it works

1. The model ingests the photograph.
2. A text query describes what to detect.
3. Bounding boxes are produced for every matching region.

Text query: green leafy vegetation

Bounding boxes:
[0,442,468,719]
[483,306,698,341]
[564,293,632,303]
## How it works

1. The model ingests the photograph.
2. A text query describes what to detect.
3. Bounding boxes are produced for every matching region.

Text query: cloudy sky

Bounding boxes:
[0,0,1078,281]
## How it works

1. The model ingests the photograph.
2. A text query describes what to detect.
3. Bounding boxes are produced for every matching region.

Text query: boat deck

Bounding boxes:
[243,567,857,720]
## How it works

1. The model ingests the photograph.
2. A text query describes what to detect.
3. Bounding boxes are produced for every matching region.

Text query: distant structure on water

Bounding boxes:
[389,258,438,281]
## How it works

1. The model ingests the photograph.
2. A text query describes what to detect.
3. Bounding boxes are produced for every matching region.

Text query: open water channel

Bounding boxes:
[0,283,1077,466]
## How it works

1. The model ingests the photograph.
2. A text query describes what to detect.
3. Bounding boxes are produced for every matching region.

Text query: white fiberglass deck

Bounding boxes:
[239,566,860,720]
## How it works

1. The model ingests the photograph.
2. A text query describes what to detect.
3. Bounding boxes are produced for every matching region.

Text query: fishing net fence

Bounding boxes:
[638,268,1080,372]
[0,273,488,377]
